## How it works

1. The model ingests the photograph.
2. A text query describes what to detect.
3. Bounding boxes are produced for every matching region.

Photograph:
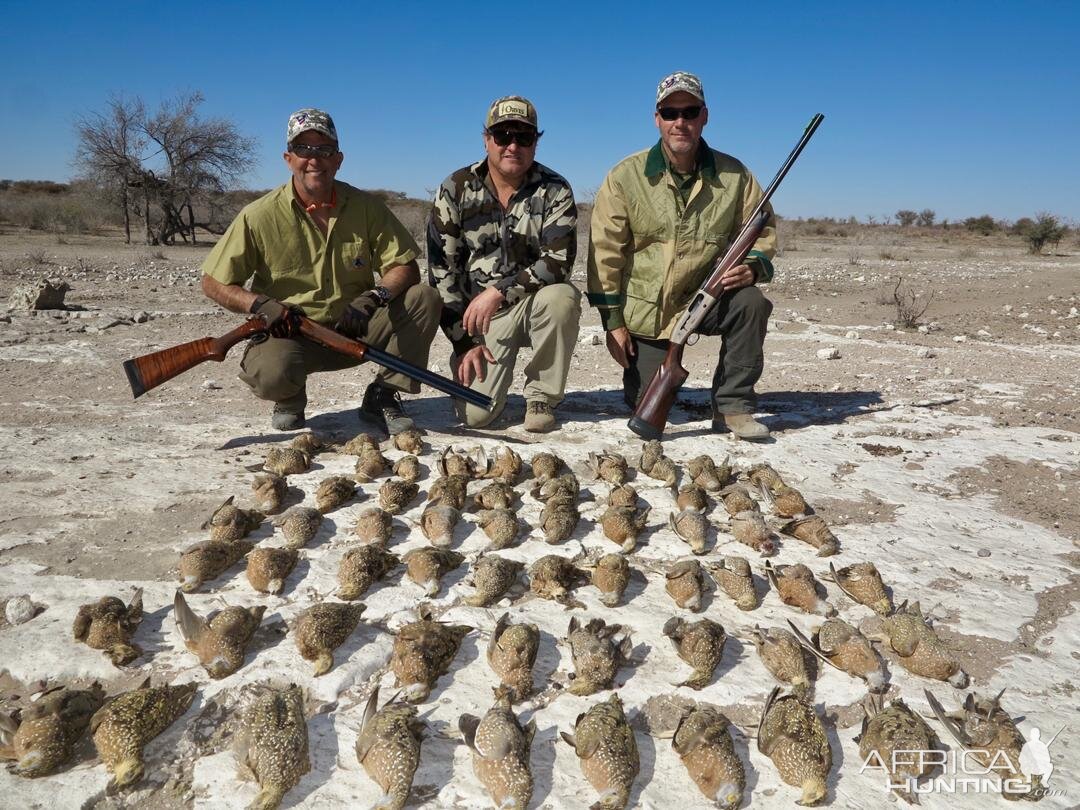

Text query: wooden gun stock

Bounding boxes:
[123,319,266,398]
[626,343,689,440]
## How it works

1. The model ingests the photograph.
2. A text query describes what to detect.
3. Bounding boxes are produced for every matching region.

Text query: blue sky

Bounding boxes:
[2,1,1078,222]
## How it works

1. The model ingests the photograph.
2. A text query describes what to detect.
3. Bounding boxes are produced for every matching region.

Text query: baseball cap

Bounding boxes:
[656,72,705,105]
[287,108,338,144]
[485,96,538,130]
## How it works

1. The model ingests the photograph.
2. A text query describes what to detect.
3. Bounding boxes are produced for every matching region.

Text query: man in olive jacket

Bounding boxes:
[587,71,777,440]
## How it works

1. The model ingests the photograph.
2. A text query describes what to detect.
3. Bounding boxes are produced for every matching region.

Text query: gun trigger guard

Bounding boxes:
[686,333,700,346]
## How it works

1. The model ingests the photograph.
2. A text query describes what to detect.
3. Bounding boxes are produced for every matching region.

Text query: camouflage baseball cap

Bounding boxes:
[286,108,338,144]
[485,96,538,130]
[656,71,705,105]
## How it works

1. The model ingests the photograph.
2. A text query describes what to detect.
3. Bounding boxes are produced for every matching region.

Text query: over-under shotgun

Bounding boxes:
[123,314,493,410]
[628,113,825,439]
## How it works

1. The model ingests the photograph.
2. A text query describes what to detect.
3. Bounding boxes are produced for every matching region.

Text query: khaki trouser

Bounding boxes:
[455,283,581,428]
[238,285,441,411]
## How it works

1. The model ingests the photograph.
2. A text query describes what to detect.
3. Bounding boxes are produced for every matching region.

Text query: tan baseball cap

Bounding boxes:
[287,108,338,144]
[656,71,705,105]
[485,96,538,129]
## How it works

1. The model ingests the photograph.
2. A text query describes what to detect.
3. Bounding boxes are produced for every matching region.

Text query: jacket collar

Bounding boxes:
[644,138,717,179]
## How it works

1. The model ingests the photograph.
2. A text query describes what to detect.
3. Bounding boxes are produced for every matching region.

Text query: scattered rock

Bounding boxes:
[977,549,991,558]
[816,347,841,360]
[4,595,38,625]
[845,330,859,339]
[201,380,223,391]
[953,335,967,343]
[917,347,936,359]
[133,310,151,323]
[8,279,71,311]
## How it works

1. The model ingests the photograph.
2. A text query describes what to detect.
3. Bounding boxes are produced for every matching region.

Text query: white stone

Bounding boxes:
[977,330,992,338]
[953,335,967,343]
[816,347,841,360]
[5,595,36,625]
[845,330,859,339]
[917,347,936,359]
[201,379,222,390]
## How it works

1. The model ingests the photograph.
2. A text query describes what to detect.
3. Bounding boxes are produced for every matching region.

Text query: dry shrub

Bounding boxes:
[891,277,933,327]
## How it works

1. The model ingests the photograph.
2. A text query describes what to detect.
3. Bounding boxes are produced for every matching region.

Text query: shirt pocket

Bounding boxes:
[340,240,376,292]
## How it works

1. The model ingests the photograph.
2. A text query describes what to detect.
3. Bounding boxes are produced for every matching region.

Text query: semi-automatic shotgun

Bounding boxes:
[627,113,824,440]
[122,314,493,410]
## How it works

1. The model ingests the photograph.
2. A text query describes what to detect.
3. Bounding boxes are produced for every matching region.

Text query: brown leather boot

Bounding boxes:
[714,412,770,441]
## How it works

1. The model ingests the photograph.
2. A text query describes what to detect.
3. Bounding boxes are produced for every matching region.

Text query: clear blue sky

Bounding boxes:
[2,1,1078,222]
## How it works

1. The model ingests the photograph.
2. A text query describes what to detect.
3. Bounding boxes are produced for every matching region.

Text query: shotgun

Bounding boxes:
[122,314,494,410]
[628,113,824,440]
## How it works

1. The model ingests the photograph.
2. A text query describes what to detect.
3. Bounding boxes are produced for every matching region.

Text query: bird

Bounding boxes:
[780,515,840,557]
[204,496,264,543]
[924,688,1036,800]
[178,538,254,592]
[418,498,460,547]
[235,684,310,810]
[828,561,892,615]
[600,504,650,553]
[532,472,581,503]
[687,454,730,492]
[663,616,727,690]
[393,428,426,455]
[671,705,744,809]
[251,472,287,515]
[354,444,390,483]
[756,687,832,806]
[747,462,784,492]
[529,451,564,483]
[293,602,366,676]
[402,547,465,597]
[273,506,323,549]
[857,694,943,805]
[389,611,472,702]
[355,686,424,810]
[729,510,776,556]
[379,480,419,515]
[862,601,968,687]
[566,617,632,696]
[665,559,705,612]
[607,484,638,509]
[436,445,483,479]
[263,446,311,477]
[472,481,517,511]
[459,685,535,810]
[590,552,631,608]
[481,445,524,484]
[487,612,540,702]
[392,455,421,484]
[561,692,639,810]
[717,484,758,516]
[353,507,394,545]
[463,554,524,607]
[315,475,357,513]
[340,432,380,456]
[173,590,264,679]
[638,441,677,487]
[72,589,143,666]
[789,618,887,693]
[289,431,326,457]
[588,451,629,485]
[757,481,810,519]
[669,509,709,555]
[428,474,470,510]
[337,544,399,600]
[0,682,105,777]
[528,554,589,606]
[540,495,580,544]
[753,625,813,698]
[766,561,835,616]
[708,555,759,610]
[90,679,197,792]
[245,547,299,595]
[476,508,520,550]
[676,483,709,513]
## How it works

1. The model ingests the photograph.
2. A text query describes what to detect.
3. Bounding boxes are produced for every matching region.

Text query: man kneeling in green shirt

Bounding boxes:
[200,108,441,434]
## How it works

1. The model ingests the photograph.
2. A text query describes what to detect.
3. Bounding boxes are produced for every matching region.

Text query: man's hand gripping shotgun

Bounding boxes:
[627,113,824,440]
[122,314,494,411]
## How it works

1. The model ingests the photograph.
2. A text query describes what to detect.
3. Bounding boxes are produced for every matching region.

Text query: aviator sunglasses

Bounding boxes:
[487,127,542,147]
[657,105,703,121]
[290,143,339,159]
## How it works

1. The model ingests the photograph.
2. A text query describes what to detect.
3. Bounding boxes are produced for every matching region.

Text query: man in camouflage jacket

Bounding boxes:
[587,72,777,440]
[427,95,579,432]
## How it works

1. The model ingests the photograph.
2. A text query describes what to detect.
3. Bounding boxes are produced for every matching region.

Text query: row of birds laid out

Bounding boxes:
[0,661,1036,808]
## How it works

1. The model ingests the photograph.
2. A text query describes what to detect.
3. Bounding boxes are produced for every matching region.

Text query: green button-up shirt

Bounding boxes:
[202,180,419,324]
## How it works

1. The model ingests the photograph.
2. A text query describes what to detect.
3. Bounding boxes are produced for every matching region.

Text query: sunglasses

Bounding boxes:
[487,128,542,147]
[290,143,339,159]
[657,105,703,121]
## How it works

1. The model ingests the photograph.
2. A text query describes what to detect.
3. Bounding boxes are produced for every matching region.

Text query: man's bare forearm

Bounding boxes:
[379,260,420,301]
[201,273,259,315]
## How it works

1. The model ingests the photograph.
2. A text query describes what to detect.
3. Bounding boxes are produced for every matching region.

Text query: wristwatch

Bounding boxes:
[372,285,393,306]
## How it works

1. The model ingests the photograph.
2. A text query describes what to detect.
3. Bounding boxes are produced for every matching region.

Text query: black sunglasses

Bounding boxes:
[657,105,703,121]
[487,128,542,147]
[290,143,339,159]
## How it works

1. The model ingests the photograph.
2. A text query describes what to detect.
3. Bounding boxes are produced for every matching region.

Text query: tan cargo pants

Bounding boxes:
[455,282,581,428]
[238,285,441,412]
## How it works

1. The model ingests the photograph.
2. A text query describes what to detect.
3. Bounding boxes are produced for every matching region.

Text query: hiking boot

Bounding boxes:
[271,405,305,431]
[360,383,414,435]
[523,400,557,433]
[713,412,770,441]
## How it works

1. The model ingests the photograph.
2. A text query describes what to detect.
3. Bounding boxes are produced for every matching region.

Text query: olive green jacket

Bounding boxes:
[587,140,776,338]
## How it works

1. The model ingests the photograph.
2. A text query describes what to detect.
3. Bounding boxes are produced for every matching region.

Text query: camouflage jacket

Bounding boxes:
[426,159,577,353]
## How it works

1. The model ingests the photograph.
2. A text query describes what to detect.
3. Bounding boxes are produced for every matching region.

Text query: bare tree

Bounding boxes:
[74,92,256,245]
[891,276,934,327]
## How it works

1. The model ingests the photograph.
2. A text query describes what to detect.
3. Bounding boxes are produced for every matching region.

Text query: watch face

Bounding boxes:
[374,286,392,304]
